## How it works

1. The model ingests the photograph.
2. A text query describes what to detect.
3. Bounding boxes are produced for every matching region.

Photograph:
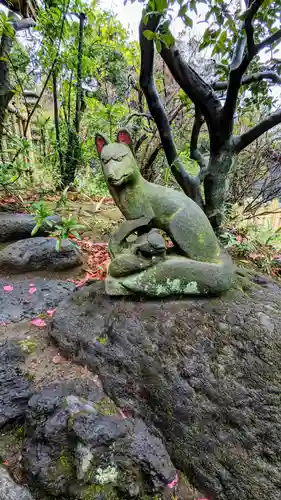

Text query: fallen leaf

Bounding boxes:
[29,287,37,294]
[3,285,13,292]
[52,354,67,364]
[30,318,47,327]
[47,309,56,317]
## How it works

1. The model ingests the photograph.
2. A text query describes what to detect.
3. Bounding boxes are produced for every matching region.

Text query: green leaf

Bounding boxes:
[162,31,175,47]
[183,14,193,28]
[164,166,170,184]
[179,4,187,17]
[143,14,149,25]
[155,0,167,11]
[31,224,41,237]
[156,38,161,52]
[8,175,18,183]
[70,231,82,239]
[55,239,61,252]
[143,30,155,41]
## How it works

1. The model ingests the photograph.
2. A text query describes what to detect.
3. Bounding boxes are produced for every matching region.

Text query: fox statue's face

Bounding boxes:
[95,130,140,187]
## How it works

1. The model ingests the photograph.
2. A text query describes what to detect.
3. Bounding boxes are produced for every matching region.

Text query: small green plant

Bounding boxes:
[30,200,51,236]
[51,215,85,251]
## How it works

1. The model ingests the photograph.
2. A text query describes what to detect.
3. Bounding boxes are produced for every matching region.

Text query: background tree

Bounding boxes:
[135,0,281,229]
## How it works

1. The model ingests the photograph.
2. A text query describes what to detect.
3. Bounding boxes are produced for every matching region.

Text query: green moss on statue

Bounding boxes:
[95,129,234,297]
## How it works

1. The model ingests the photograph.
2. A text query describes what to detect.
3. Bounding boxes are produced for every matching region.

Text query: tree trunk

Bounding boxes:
[0,11,15,152]
[74,12,86,135]
[52,70,64,176]
[204,146,235,230]
[61,127,81,188]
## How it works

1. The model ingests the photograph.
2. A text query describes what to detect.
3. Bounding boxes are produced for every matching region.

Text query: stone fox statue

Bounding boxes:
[95,130,233,296]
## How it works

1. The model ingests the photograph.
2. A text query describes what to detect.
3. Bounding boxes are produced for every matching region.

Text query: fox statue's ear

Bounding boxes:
[95,133,109,156]
[117,129,133,150]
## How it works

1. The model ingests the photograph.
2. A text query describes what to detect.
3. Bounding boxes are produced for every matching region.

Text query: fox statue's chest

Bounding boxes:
[111,185,154,220]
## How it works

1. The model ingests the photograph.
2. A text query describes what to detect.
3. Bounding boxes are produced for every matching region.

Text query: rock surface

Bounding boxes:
[50,278,281,500]
[0,237,82,273]
[22,380,176,499]
[0,466,35,500]
[0,279,76,323]
[0,342,33,428]
[0,214,60,243]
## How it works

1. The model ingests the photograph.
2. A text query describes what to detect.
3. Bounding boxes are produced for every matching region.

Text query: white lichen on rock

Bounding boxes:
[95,464,118,485]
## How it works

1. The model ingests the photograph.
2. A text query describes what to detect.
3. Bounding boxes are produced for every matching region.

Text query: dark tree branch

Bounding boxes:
[230,34,246,70]
[74,12,86,134]
[190,107,208,181]
[160,41,222,131]
[256,28,281,52]
[135,133,147,152]
[23,0,70,135]
[235,109,281,153]
[139,14,203,205]
[52,69,64,175]
[13,18,36,31]
[213,71,281,90]
[221,0,265,139]
[124,112,152,124]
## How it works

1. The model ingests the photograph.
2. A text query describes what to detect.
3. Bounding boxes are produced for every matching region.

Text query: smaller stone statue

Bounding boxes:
[95,130,233,297]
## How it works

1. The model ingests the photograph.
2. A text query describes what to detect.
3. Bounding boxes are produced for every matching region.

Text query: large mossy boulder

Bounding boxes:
[22,380,176,499]
[50,277,281,500]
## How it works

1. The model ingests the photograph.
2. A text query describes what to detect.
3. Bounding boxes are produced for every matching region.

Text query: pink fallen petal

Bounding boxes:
[47,309,56,317]
[52,354,67,364]
[29,283,35,286]
[29,287,37,294]
[30,318,47,327]
[0,322,7,326]
[119,409,127,420]
[167,472,179,489]
[3,285,13,292]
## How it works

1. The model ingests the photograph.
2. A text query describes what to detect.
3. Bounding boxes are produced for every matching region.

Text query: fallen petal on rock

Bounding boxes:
[29,287,37,294]
[30,318,47,327]
[167,472,178,488]
[47,309,56,317]
[3,285,13,292]
[52,354,67,364]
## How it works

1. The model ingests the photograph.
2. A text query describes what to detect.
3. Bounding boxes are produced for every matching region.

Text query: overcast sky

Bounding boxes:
[98,0,207,40]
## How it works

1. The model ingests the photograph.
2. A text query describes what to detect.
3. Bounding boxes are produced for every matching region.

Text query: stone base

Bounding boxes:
[50,278,281,500]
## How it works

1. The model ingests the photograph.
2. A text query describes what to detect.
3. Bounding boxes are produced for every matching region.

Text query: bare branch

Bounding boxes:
[13,18,36,31]
[256,28,281,52]
[190,107,208,181]
[124,112,152,125]
[139,14,203,205]
[230,35,247,70]
[213,71,281,90]
[160,41,222,131]
[221,0,265,135]
[235,109,281,153]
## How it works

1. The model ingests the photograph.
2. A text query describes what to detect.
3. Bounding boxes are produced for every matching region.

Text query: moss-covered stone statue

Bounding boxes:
[95,130,233,297]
